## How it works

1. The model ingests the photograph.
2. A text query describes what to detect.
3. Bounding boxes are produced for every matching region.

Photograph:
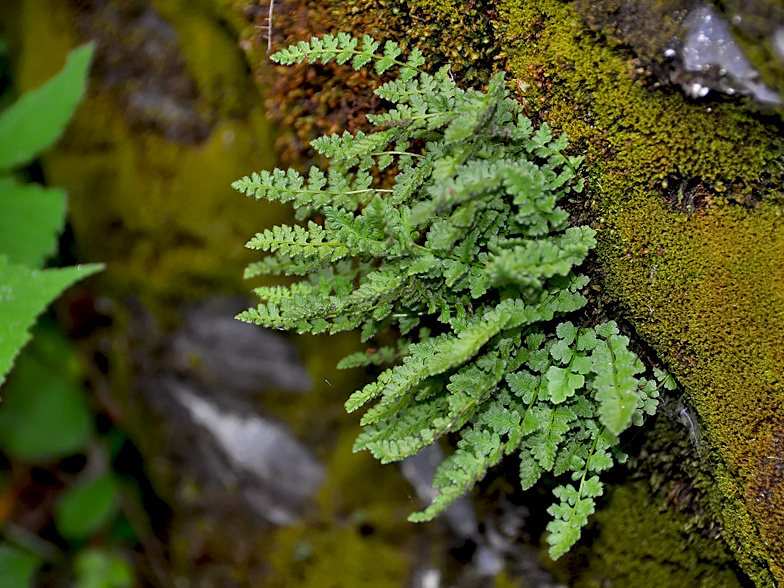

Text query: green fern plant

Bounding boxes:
[233,34,669,559]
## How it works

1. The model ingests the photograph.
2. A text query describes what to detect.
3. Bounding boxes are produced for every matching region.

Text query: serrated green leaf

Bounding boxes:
[0,257,103,386]
[546,366,584,403]
[239,35,661,560]
[0,178,66,268]
[0,42,94,170]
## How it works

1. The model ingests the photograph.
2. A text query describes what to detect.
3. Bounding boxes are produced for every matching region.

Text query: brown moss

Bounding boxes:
[241,0,503,168]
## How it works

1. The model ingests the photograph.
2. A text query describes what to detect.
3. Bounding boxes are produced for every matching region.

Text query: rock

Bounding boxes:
[166,297,312,395]
[169,380,324,525]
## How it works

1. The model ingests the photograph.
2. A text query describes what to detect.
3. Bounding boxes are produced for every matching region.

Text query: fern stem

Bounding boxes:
[369,151,423,158]
[575,432,600,500]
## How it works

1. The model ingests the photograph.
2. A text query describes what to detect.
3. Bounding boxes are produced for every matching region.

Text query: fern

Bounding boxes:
[235,35,666,559]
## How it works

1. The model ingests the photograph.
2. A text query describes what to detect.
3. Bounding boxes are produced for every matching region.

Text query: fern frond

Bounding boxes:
[485,226,597,289]
[590,322,643,436]
[245,221,353,265]
[238,34,666,562]
[410,425,505,522]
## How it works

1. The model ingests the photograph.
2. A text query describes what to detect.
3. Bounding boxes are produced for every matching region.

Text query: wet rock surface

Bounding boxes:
[576,0,784,107]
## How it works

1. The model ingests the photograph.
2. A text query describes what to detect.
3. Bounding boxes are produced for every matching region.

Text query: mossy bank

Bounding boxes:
[246,0,784,584]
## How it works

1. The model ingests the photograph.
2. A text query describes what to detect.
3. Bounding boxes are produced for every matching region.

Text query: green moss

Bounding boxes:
[263,427,413,588]
[265,522,409,588]
[47,93,284,322]
[501,0,782,193]
[558,482,744,588]
[497,0,784,584]
[600,194,784,586]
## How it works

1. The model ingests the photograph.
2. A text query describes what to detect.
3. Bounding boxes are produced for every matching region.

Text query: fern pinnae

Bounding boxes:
[237,34,668,560]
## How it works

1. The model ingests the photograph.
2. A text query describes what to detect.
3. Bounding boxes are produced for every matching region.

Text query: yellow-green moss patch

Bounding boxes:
[559,482,745,588]
[500,0,784,584]
[600,195,784,585]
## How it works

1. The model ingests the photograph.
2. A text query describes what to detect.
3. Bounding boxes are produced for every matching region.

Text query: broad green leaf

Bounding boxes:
[0,42,94,171]
[0,543,41,588]
[0,256,102,386]
[0,177,66,267]
[0,347,91,460]
[56,475,117,541]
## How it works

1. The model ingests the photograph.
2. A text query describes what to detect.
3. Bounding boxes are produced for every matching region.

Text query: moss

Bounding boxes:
[261,427,413,588]
[557,482,744,588]
[264,522,409,588]
[491,1,784,583]
[600,194,784,586]
[150,0,258,118]
[493,569,528,588]
[502,0,783,192]
[48,93,284,322]
[243,0,502,168]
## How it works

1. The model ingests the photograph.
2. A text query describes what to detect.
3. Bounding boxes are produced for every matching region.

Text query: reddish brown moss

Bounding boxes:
[241,0,503,168]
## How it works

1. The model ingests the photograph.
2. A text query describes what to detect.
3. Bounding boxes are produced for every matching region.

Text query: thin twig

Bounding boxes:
[267,0,274,53]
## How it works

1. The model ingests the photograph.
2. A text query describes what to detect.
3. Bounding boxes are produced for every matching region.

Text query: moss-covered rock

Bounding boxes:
[562,482,745,588]
[495,0,784,584]
[1,0,286,323]
[253,0,783,583]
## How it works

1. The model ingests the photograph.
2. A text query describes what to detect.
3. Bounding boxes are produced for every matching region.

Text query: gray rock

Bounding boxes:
[166,297,312,395]
[681,5,781,104]
[171,382,324,524]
